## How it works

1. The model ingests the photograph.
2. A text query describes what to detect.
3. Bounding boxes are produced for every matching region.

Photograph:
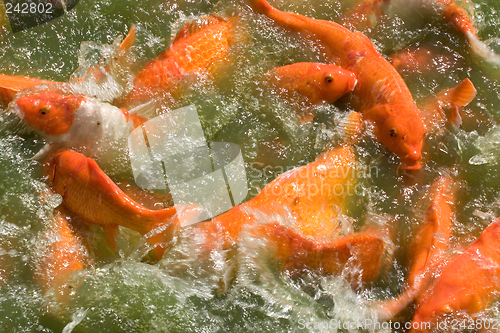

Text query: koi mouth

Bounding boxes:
[400,160,422,171]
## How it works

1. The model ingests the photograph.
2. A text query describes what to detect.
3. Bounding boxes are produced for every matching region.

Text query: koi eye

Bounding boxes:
[325,74,334,83]
[39,106,50,115]
[389,128,398,138]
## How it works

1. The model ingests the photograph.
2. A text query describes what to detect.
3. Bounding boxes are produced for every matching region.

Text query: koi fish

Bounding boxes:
[197,144,390,287]
[47,144,388,286]
[250,223,390,287]
[377,175,454,319]
[389,46,455,74]
[268,62,357,103]
[248,0,426,170]
[419,78,477,133]
[266,62,357,122]
[12,90,146,161]
[46,149,202,258]
[119,15,234,108]
[341,0,500,68]
[408,216,500,332]
[338,0,389,31]
[196,144,357,249]
[33,208,89,305]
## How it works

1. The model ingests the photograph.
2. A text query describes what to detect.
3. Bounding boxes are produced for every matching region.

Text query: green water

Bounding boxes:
[1,0,500,332]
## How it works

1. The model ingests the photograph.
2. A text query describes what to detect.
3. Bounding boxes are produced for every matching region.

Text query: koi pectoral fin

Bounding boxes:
[103,224,120,251]
[338,111,364,144]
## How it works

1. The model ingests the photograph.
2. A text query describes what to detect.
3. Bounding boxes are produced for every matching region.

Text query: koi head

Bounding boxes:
[366,104,425,171]
[316,64,357,103]
[13,91,85,136]
[271,63,357,105]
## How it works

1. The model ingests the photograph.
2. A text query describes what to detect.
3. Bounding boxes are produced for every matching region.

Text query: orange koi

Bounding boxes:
[250,223,389,287]
[267,62,357,122]
[268,62,357,104]
[198,142,389,287]
[46,149,197,257]
[119,15,234,107]
[408,216,500,332]
[436,0,476,36]
[196,144,357,249]
[419,78,477,133]
[33,208,89,304]
[248,0,426,170]
[378,175,454,319]
[46,146,389,286]
[390,47,439,73]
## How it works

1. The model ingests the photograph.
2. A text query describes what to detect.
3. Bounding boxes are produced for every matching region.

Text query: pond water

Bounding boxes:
[1,0,500,332]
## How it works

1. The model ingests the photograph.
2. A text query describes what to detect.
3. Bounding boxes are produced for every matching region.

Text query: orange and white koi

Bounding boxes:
[248,0,426,170]
[12,90,146,160]
[408,216,500,332]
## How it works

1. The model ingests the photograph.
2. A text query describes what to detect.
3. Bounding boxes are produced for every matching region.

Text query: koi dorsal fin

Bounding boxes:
[172,15,225,44]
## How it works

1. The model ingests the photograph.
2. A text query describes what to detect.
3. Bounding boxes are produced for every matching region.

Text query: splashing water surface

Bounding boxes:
[1,0,500,332]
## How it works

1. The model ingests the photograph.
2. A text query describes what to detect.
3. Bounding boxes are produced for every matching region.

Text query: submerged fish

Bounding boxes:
[377,175,454,319]
[0,25,135,103]
[34,208,90,305]
[248,0,426,170]
[408,216,500,332]
[46,149,202,258]
[119,15,234,107]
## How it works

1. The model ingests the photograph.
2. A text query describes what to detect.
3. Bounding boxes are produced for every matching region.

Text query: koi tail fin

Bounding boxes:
[420,78,476,132]
[447,78,476,107]
[146,204,205,259]
[0,74,56,103]
[119,25,136,52]
[445,78,477,127]
[466,31,500,69]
